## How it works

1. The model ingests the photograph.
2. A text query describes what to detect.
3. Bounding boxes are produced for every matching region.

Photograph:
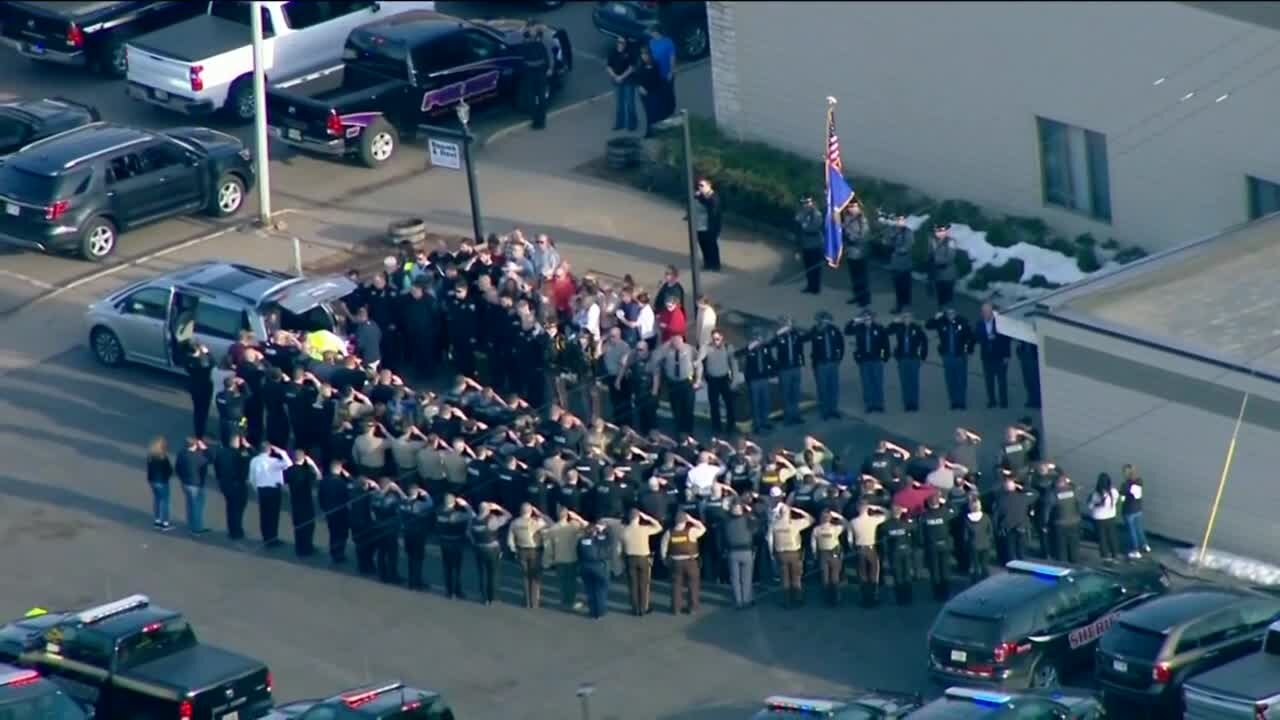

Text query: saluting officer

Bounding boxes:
[845,309,889,414]
[842,201,871,307]
[920,494,959,600]
[992,472,1035,563]
[927,307,974,411]
[795,196,825,295]
[808,311,845,420]
[435,494,475,600]
[770,317,805,425]
[737,329,776,434]
[887,215,915,313]
[879,505,918,605]
[811,509,847,607]
[508,503,549,609]
[887,312,929,412]
[401,484,435,591]
[372,480,408,585]
[317,461,350,564]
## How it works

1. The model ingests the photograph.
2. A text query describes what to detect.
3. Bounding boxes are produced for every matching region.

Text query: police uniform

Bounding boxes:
[445,292,481,377]
[518,34,550,129]
[845,313,890,414]
[215,386,246,446]
[1049,480,1082,563]
[626,350,659,435]
[348,479,377,576]
[371,489,404,584]
[887,316,928,412]
[930,229,958,307]
[509,515,548,608]
[657,342,696,435]
[666,522,703,614]
[469,513,504,604]
[401,492,434,590]
[435,505,473,599]
[887,224,915,312]
[577,526,611,618]
[880,513,919,605]
[927,311,974,410]
[795,202,825,293]
[737,337,776,433]
[842,210,871,306]
[992,484,1035,563]
[770,324,805,424]
[920,502,958,600]
[771,511,813,608]
[808,313,845,420]
[812,519,846,606]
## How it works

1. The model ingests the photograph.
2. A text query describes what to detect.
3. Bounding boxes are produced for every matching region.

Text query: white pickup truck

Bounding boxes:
[124,0,434,122]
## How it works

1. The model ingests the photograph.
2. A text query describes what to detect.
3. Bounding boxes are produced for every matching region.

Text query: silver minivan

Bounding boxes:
[84,260,355,372]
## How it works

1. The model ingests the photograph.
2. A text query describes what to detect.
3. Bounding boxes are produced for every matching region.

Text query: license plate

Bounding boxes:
[1112,660,1128,672]
[222,712,239,720]
[154,89,169,101]
[287,129,302,141]
[28,43,45,55]
[5,203,18,216]
[950,650,967,663]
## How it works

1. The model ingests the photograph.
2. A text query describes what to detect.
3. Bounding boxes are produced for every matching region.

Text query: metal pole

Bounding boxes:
[462,134,483,243]
[680,109,701,305]
[1196,392,1249,567]
[576,684,594,720]
[248,2,295,271]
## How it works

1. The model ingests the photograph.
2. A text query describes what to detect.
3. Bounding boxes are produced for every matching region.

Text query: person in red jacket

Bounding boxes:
[656,295,687,342]
[548,264,577,325]
[892,479,938,518]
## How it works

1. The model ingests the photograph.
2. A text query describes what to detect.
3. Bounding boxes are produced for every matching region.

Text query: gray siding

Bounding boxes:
[1037,317,1280,562]
[715,1,1280,252]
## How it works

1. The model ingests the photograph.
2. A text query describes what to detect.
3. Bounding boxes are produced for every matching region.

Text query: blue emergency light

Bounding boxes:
[1006,560,1071,578]
[944,688,1014,706]
[763,696,838,715]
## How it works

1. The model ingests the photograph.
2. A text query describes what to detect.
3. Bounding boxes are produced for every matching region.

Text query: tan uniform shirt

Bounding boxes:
[390,437,423,474]
[541,522,584,566]
[771,515,814,553]
[812,522,845,552]
[416,446,445,481]
[507,516,548,552]
[352,434,387,469]
[850,513,886,547]
[620,522,663,556]
[441,451,467,487]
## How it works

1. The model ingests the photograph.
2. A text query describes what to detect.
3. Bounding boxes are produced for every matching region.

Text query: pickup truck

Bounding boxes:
[0,1,204,77]
[1184,619,1280,720]
[124,1,435,122]
[0,595,272,720]
[266,10,572,167]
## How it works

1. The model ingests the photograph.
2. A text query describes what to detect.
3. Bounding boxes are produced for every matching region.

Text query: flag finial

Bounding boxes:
[826,96,838,106]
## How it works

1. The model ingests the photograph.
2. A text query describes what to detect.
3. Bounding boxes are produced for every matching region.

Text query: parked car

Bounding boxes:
[752,692,922,719]
[0,595,272,720]
[1183,618,1280,720]
[0,97,99,156]
[85,260,356,371]
[265,682,454,720]
[905,687,1104,719]
[0,122,254,261]
[592,0,708,60]
[0,1,205,77]
[266,9,572,167]
[0,664,89,720]
[125,0,435,122]
[1096,587,1280,717]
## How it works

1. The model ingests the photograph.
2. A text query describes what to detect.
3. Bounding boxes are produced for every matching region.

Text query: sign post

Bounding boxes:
[420,104,482,243]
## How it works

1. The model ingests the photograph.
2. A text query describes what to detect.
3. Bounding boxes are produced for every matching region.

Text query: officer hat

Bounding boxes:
[814,310,832,324]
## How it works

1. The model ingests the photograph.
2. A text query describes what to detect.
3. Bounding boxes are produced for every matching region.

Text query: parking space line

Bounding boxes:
[0,269,55,291]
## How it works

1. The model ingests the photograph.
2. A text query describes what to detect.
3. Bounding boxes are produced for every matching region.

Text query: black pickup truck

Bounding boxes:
[0,595,272,720]
[0,1,205,77]
[266,9,572,167]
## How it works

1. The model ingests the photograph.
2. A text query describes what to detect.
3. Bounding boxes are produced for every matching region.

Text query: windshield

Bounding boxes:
[932,611,1003,645]
[0,688,86,720]
[115,620,197,670]
[1100,622,1166,659]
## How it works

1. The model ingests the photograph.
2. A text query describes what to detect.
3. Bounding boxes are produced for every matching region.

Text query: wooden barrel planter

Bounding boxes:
[605,136,642,170]
[387,217,426,246]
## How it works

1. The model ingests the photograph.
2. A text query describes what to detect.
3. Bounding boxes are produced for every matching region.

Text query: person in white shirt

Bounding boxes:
[686,452,723,498]
[694,294,717,348]
[248,443,291,546]
[925,457,956,491]
[1088,473,1122,561]
[635,291,657,344]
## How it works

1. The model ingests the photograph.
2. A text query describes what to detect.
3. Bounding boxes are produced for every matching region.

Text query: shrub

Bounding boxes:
[935,199,989,230]
[1007,216,1050,245]
[954,249,974,278]
[1076,246,1102,273]
[1046,235,1077,258]
[1075,233,1097,248]
[984,223,1018,248]
[1025,274,1062,289]
[1101,237,1120,250]
[1115,246,1149,264]
[967,258,1025,290]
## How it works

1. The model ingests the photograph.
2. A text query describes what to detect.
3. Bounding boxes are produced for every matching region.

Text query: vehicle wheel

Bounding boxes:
[90,327,125,367]
[1029,659,1060,689]
[226,77,256,124]
[358,120,398,168]
[677,24,709,60]
[208,174,246,217]
[79,217,117,261]
[100,37,129,77]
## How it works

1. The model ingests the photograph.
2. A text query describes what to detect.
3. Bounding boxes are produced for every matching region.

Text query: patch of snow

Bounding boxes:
[1175,546,1280,586]
[946,222,1088,286]
[876,213,930,232]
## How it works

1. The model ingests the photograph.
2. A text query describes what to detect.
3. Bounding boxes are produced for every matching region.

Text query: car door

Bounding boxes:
[112,286,173,366]
[190,300,250,363]
[1175,610,1244,679]
[134,141,202,218]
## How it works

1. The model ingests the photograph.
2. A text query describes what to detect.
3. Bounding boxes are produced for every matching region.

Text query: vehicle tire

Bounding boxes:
[208,174,246,217]
[1028,658,1060,689]
[99,36,129,77]
[226,76,256,124]
[358,120,398,168]
[677,23,710,60]
[90,326,125,367]
[79,217,118,262]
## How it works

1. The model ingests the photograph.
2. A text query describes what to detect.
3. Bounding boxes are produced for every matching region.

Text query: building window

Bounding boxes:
[1247,175,1280,220]
[1037,116,1112,222]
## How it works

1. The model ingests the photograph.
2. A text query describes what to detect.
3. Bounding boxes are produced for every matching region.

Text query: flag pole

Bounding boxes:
[1196,392,1249,568]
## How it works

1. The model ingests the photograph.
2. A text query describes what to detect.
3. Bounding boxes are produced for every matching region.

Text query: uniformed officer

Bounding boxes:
[808,311,845,420]
[737,329,775,433]
[771,503,814,608]
[283,449,320,557]
[518,28,550,130]
[445,282,481,377]
[622,341,658,434]
[811,509,847,606]
[849,501,888,605]
[348,475,379,576]
[185,344,215,439]
[879,505,918,605]
[846,309,889,414]
[654,335,696,435]
[842,201,871,307]
[927,308,974,410]
[930,224,958,307]
[920,494,959,600]
[886,215,914,312]
[401,484,434,591]
[214,433,252,542]
[577,521,612,618]
[887,311,928,412]
[469,502,512,605]
[215,376,247,446]
[372,480,407,584]
[508,503,549,608]
[770,317,805,425]
[435,494,475,599]
[795,196,825,294]
[1049,475,1083,563]
[1000,424,1037,478]
[663,510,706,614]
[620,508,663,615]
[992,473,1035,563]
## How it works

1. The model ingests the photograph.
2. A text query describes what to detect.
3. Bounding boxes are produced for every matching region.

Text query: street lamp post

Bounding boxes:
[662,109,702,304]
[249,1,300,272]
[456,99,484,243]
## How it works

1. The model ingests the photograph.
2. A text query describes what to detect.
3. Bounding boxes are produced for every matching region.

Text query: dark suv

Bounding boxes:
[1095,587,1280,716]
[0,97,99,156]
[0,122,254,261]
[266,682,453,720]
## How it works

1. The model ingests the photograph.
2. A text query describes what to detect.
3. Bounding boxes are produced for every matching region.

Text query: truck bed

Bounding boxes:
[127,14,246,64]
[273,63,403,105]
[125,643,265,693]
[1186,654,1280,701]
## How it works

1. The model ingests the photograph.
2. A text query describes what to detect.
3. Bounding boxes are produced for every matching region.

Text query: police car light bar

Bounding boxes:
[342,682,404,707]
[944,688,1014,706]
[0,669,40,687]
[763,696,839,714]
[1006,560,1072,578]
[75,595,150,624]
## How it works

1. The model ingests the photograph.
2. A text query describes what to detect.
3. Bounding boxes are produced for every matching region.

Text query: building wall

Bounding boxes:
[1037,316,1280,562]
[710,1,1280,252]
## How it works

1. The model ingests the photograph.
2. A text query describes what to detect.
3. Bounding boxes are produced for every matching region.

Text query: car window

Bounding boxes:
[0,115,31,149]
[0,165,89,202]
[124,288,171,320]
[194,304,250,341]
[1101,622,1166,659]
[1185,608,1249,651]
[1045,585,1085,626]
[417,35,469,73]
[115,620,197,670]
[138,142,188,174]
[0,686,85,720]
[1074,574,1123,612]
[209,1,275,37]
[464,30,503,63]
[283,0,374,29]
[1239,599,1280,630]
[933,611,1002,644]
[51,626,112,668]
[297,706,342,720]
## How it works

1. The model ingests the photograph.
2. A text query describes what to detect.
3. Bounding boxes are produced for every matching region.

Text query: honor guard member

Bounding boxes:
[887,312,928,412]
[770,317,805,425]
[808,311,845,420]
[372,480,407,584]
[849,502,888,605]
[846,309,889,414]
[920,494,959,600]
[401,484,434,590]
[992,471,1034,562]
[283,450,320,557]
[929,224,959,308]
[469,502,512,605]
[1000,424,1037,478]
[578,521,612,618]
[842,201,871,307]
[771,503,815,608]
[737,329,776,433]
[1016,340,1042,408]
[927,308,974,410]
[435,494,475,600]
[654,334,697,436]
[795,196,826,294]
[508,503,549,608]
[880,505,918,605]
[811,509,847,606]
[621,509,664,615]
[317,461,351,563]
[348,476,379,576]
[662,510,706,614]
[1049,474,1083,563]
[887,215,915,312]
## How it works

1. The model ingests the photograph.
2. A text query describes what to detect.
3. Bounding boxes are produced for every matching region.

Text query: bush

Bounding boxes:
[967,258,1025,290]
[1076,246,1102,273]
[1115,246,1149,264]
[935,199,989,230]
[954,249,974,278]
[1046,235,1077,258]
[1075,233,1097,248]
[1007,216,1050,245]
[984,223,1017,248]
[1101,237,1121,250]
[1025,274,1062,289]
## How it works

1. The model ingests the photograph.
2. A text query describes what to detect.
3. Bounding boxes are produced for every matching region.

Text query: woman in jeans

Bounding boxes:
[146,436,173,530]
[1121,464,1150,558]
[607,37,637,132]
[1088,473,1121,561]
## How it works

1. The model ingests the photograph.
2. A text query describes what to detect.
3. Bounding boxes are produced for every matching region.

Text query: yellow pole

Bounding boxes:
[1196,393,1249,567]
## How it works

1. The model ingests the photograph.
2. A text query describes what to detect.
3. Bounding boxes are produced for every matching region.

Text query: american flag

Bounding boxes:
[826,108,843,174]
